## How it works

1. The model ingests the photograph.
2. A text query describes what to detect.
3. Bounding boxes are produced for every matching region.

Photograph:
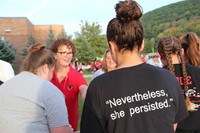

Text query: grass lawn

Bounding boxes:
[78,76,91,130]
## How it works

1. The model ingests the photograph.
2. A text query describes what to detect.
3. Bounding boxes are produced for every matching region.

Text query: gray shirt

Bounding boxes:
[0,71,69,133]
[92,69,105,81]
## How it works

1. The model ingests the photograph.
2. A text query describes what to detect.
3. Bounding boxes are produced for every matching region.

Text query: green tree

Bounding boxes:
[57,29,66,39]
[74,21,108,64]
[45,26,55,48]
[0,39,16,64]
[21,32,37,59]
[141,0,200,53]
[75,34,95,64]
[56,29,73,40]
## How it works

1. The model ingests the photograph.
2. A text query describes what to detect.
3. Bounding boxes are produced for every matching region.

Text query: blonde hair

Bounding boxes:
[102,49,111,72]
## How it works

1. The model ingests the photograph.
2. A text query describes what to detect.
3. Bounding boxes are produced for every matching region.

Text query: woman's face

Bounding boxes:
[54,45,73,67]
[105,51,116,71]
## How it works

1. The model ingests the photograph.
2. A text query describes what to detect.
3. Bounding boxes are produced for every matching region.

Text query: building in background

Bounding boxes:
[0,17,64,73]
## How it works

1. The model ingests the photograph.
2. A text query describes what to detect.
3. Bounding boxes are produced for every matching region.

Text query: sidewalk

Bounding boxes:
[83,74,92,78]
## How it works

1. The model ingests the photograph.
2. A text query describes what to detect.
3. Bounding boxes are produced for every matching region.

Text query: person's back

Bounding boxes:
[0,59,15,82]
[158,36,200,132]
[0,72,67,133]
[0,44,72,133]
[80,1,188,133]
[82,64,187,133]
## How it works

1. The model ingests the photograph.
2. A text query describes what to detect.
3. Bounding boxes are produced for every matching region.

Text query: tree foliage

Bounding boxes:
[56,29,73,40]
[74,21,108,64]
[21,32,37,59]
[45,26,55,48]
[141,0,200,53]
[0,39,16,64]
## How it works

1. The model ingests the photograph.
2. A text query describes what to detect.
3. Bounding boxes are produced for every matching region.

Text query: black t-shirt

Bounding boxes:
[81,63,188,133]
[0,80,3,85]
[169,64,200,130]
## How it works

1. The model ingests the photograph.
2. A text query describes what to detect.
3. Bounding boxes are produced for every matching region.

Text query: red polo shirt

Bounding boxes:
[51,66,87,131]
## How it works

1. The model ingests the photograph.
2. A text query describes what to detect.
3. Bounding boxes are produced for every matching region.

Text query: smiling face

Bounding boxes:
[54,45,73,67]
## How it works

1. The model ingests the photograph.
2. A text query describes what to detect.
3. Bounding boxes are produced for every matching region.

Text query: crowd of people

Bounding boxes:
[1,0,200,133]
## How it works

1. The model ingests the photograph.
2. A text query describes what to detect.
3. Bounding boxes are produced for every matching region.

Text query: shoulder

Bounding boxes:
[0,60,12,67]
[0,60,12,69]
[186,64,200,72]
[69,65,87,83]
[69,65,81,75]
[92,69,104,79]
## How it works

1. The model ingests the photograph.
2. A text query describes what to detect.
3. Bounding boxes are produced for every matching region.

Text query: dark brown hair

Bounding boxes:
[106,0,143,52]
[23,44,55,74]
[157,36,193,111]
[50,38,76,55]
[177,32,200,67]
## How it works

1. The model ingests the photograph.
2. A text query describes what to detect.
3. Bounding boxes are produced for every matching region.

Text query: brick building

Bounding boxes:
[0,17,65,73]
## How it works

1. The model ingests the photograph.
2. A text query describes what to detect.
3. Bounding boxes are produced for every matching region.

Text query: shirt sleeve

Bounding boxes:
[76,72,88,86]
[80,88,104,133]
[174,84,189,123]
[44,88,70,127]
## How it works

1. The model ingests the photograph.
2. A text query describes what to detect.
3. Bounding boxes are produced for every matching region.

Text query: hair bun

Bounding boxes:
[28,44,45,53]
[115,0,142,23]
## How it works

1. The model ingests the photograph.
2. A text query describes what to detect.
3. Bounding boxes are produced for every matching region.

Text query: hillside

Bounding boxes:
[141,0,200,53]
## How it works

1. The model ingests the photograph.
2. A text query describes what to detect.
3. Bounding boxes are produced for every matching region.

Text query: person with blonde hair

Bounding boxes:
[0,44,72,133]
[80,1,188,133]
[92,49,116,80]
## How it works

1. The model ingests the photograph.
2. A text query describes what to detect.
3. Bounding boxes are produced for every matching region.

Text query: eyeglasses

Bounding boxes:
[57,51,73,56]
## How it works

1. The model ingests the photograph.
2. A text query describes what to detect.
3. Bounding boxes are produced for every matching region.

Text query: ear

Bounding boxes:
[109,41,117,53]
[41,64,49,75]
[139,40,145,52]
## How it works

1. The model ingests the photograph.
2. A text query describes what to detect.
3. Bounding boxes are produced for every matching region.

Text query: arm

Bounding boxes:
[50,126,73,133]
[79,84,88,102]
[81,95,104,133]
[173,123,177,131]
[45,85,73,133]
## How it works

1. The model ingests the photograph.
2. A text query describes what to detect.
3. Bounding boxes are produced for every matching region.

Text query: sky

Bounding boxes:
[0,0,184,37]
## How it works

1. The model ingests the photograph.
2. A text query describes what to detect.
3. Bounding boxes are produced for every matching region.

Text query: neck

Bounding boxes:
[116,50,143,69]
[171,54,181,64]
[107,68,114,72]
[55,64,70,74]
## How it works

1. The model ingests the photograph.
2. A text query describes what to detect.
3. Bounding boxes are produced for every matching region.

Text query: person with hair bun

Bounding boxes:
[157,36,200,133]
[80,1,188,133]
[0,44,73,133]
[176,32,200,67]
